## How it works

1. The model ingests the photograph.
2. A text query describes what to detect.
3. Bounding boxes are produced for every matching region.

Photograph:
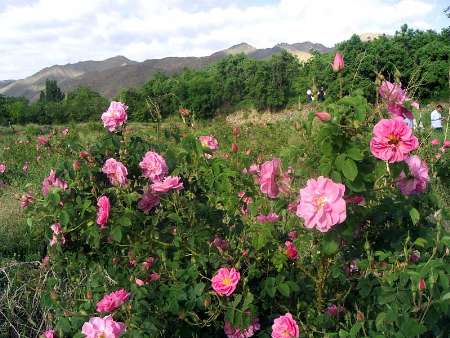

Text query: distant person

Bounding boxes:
[306,89,312,103]
[317,86,325,102]
[403,116,415,129]
[430,105,443,131]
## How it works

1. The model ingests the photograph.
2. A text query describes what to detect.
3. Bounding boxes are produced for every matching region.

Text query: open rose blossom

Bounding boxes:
[259,158,291,198]
[444,140,450,148]
[96,196,110,229]
[431,138,440,146]
[42,169,68,197]
[271,313,300,338]
[296,176,346,232]
[379,81,416,119]
[285,241,298,260]
[396,155,429,195]
[102,159,128,186]
[101,101,128,132]
[0,163,6,173]
[211,267,240,296]
[138,189,160,213]
[332,52,344,72]
[96,289,130,313]
[81,315,125,338]
[41,329,56,338]
[198,135,219,150]
[139,151,168,181]
[150,176,183,193]
[370,118,419,163]
[224,318,260,338]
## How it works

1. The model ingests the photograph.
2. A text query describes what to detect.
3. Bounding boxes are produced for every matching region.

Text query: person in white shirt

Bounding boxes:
[430,105,443,131]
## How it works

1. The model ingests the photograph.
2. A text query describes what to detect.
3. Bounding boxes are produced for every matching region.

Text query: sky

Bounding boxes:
[0,0,448,79]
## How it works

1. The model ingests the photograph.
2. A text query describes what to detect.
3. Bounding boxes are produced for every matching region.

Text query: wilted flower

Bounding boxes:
[326,304,345,317]
[150,176,183,193]
[37,135,49,146]
[42,169,68,196]
[396,156,429,195]
[271,313,299,338]
[211,267,240,296]
[101,101,128,132]
[370,118,419,163]
[296,176,346,232]
[138,189,160,213]
[256,212,280,223]
[224,318,260,338]
[212,236,229,253]
[410,250,420,263]
[259,158,291,198]
[20,192,34,208]
[22,162,29,173]
[142,257,155,270]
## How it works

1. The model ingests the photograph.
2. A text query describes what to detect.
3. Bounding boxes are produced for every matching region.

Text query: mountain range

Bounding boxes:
[0,41,333,101]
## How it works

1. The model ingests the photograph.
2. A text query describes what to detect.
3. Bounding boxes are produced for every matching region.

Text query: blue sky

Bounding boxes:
[0,0,448,79]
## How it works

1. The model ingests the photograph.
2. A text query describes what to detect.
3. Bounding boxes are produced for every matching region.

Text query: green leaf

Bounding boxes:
[341,158,358,181]
[335,154,347,172]
[232,294,242,308]
[117,216,132,227]
[242,292,254,310]
[409,208,420,225]
[441,292,450,301]
[26,218,33,226]
[277,283,290,297]
[346,146,364,161]
[322,240,339,256]
[413,237,427,248]
[110,226,122,242]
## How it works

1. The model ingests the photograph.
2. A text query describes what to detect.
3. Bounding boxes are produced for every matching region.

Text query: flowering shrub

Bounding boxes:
[27,93,450,337]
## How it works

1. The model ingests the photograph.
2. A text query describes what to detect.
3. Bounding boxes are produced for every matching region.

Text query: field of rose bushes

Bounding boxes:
[1,63,450,337]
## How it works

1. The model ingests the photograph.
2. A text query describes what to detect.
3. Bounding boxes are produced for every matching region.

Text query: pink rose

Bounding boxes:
[444,140,450,148]
[41,329,56,338]
[101,101,128,132]
[296,176,346,232]
[96,289,130,313]
[331,52,344,72]
[149,272,160,281]
[102,159,128,186]
[138,189,160,213]
[259,158,291,199]
[224,318,260,338]
[81,315,125,338]
[62,128,69,136]
[315,112,331,122]
[271,313,299,338]
[379,81,415,119]
[139,151,168,182]
[431,138,440,146]
[96,196,110,229]
[396,155,429,195]
[285,241,298,260]
[370,118,419,163]
[256,213,280,223]
[198,135,219,150]
[42,169,68,197]
[211,267,240,296]
[150,176,183,194]
[0,163,5,173]
[248,164,260,175]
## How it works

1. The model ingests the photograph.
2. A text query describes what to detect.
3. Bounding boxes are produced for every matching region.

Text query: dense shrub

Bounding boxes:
[25,90,450,337]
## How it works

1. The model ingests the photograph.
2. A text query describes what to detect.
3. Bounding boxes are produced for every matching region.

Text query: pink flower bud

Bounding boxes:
[418,278,426,290]
[332,52,344,72]
[315,112,331,122]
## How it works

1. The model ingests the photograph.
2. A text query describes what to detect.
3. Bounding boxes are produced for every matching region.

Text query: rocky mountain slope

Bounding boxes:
[0,42,332,101]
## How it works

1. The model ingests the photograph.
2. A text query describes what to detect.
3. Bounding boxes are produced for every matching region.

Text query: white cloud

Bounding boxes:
[0,0,444,79]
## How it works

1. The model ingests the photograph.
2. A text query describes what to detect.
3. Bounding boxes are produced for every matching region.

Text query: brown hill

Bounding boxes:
[0,42,331,101]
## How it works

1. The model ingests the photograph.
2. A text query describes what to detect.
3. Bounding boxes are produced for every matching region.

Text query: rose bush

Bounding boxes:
[26,92,450,337]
